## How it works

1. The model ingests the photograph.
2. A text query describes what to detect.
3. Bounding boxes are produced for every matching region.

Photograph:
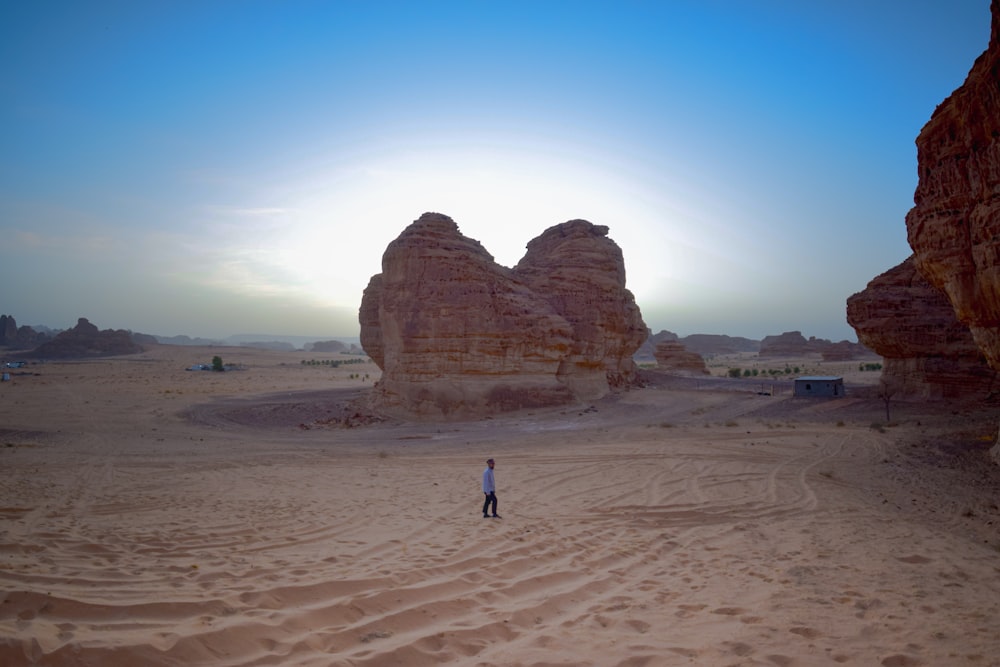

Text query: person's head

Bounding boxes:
[487,458,495,468]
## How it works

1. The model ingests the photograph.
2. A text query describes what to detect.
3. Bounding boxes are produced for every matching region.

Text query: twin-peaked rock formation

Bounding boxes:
[360,213,648,418]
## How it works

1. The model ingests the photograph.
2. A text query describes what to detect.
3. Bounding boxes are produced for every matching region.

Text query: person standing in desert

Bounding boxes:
[482,458,500,518]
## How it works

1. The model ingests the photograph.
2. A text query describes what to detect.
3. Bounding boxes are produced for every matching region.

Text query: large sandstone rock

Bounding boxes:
[359,213,648,418]
[513,219,649,395]
[903,1,1000,461]
[653,341,709,375]
[906,0,1000,370]
[846,257,997,399]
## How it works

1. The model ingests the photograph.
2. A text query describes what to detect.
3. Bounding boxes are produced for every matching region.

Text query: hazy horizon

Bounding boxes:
[9,317,869,347]
[2,2,991,344]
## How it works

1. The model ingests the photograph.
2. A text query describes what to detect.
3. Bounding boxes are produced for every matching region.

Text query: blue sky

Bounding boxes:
[1,1,991,342]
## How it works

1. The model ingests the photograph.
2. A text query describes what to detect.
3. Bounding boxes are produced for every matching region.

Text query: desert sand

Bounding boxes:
[1,344,999,667]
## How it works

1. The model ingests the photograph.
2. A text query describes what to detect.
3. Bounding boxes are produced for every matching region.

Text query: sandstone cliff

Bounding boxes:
[900,1,1000,461]
[359,213,648,418]
[906,0,1000,371]
[846,257,997,399]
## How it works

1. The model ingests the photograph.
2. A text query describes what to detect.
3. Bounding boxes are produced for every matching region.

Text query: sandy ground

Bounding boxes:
[1,344,999,667]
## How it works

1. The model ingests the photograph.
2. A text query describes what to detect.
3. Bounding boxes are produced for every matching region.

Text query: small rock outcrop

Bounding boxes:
[653,341,709,375]
[847,257,998,399]
[635,330,680,361]
[28,318,143,359]
[360,213,648,418]
[307,340,348,353]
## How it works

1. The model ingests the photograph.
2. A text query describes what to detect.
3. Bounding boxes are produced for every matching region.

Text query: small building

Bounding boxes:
[794,375,844,398]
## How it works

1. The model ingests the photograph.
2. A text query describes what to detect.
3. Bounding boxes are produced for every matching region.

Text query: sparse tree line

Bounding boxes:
[859,362,883,371]
[300,358,370,368]
[727,366,801,379]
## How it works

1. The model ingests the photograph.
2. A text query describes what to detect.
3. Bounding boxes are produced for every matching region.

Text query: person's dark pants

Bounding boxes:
[483,492,497,516]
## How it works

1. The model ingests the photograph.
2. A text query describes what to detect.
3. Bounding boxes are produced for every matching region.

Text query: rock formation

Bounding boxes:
[359,213,648,418]
[758,331,812,357]
[758,331,871,360]
[308,340,348,353]
[0,314,14,343]
[637,330,759,360]
[896,1,1000,461]
[682,333,760,356]
[28,317,143,359]
[0,314,49,350]
[653,341,709,375]
[847,257,997,399]
[906,0,1000,374]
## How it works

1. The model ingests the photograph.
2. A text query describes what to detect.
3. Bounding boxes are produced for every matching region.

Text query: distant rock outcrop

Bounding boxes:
[360,213,648,418]
[636,330,758,359]
[131,332,159,346]
[653,341,709,375]
[0,314,49,350]
[757,331,871,360]
[682,333,759,356]
[28,318,143,359]
[758,331,833,357]
[307,340,348,353]
[847,257,997,399]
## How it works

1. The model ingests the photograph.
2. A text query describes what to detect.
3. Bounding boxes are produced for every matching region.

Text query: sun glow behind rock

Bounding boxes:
[200,141,725,314]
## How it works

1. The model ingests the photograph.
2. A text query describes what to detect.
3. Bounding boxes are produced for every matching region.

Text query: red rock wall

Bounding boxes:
[906,0,1000,370]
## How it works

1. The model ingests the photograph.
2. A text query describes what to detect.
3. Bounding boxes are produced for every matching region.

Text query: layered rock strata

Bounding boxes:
[901,0,1000,460]
[906,0,1000,370]
[846,257,997,399]
[360,213,648,418]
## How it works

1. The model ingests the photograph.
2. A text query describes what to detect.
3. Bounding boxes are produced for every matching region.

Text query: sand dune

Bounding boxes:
[1,345,999,666]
